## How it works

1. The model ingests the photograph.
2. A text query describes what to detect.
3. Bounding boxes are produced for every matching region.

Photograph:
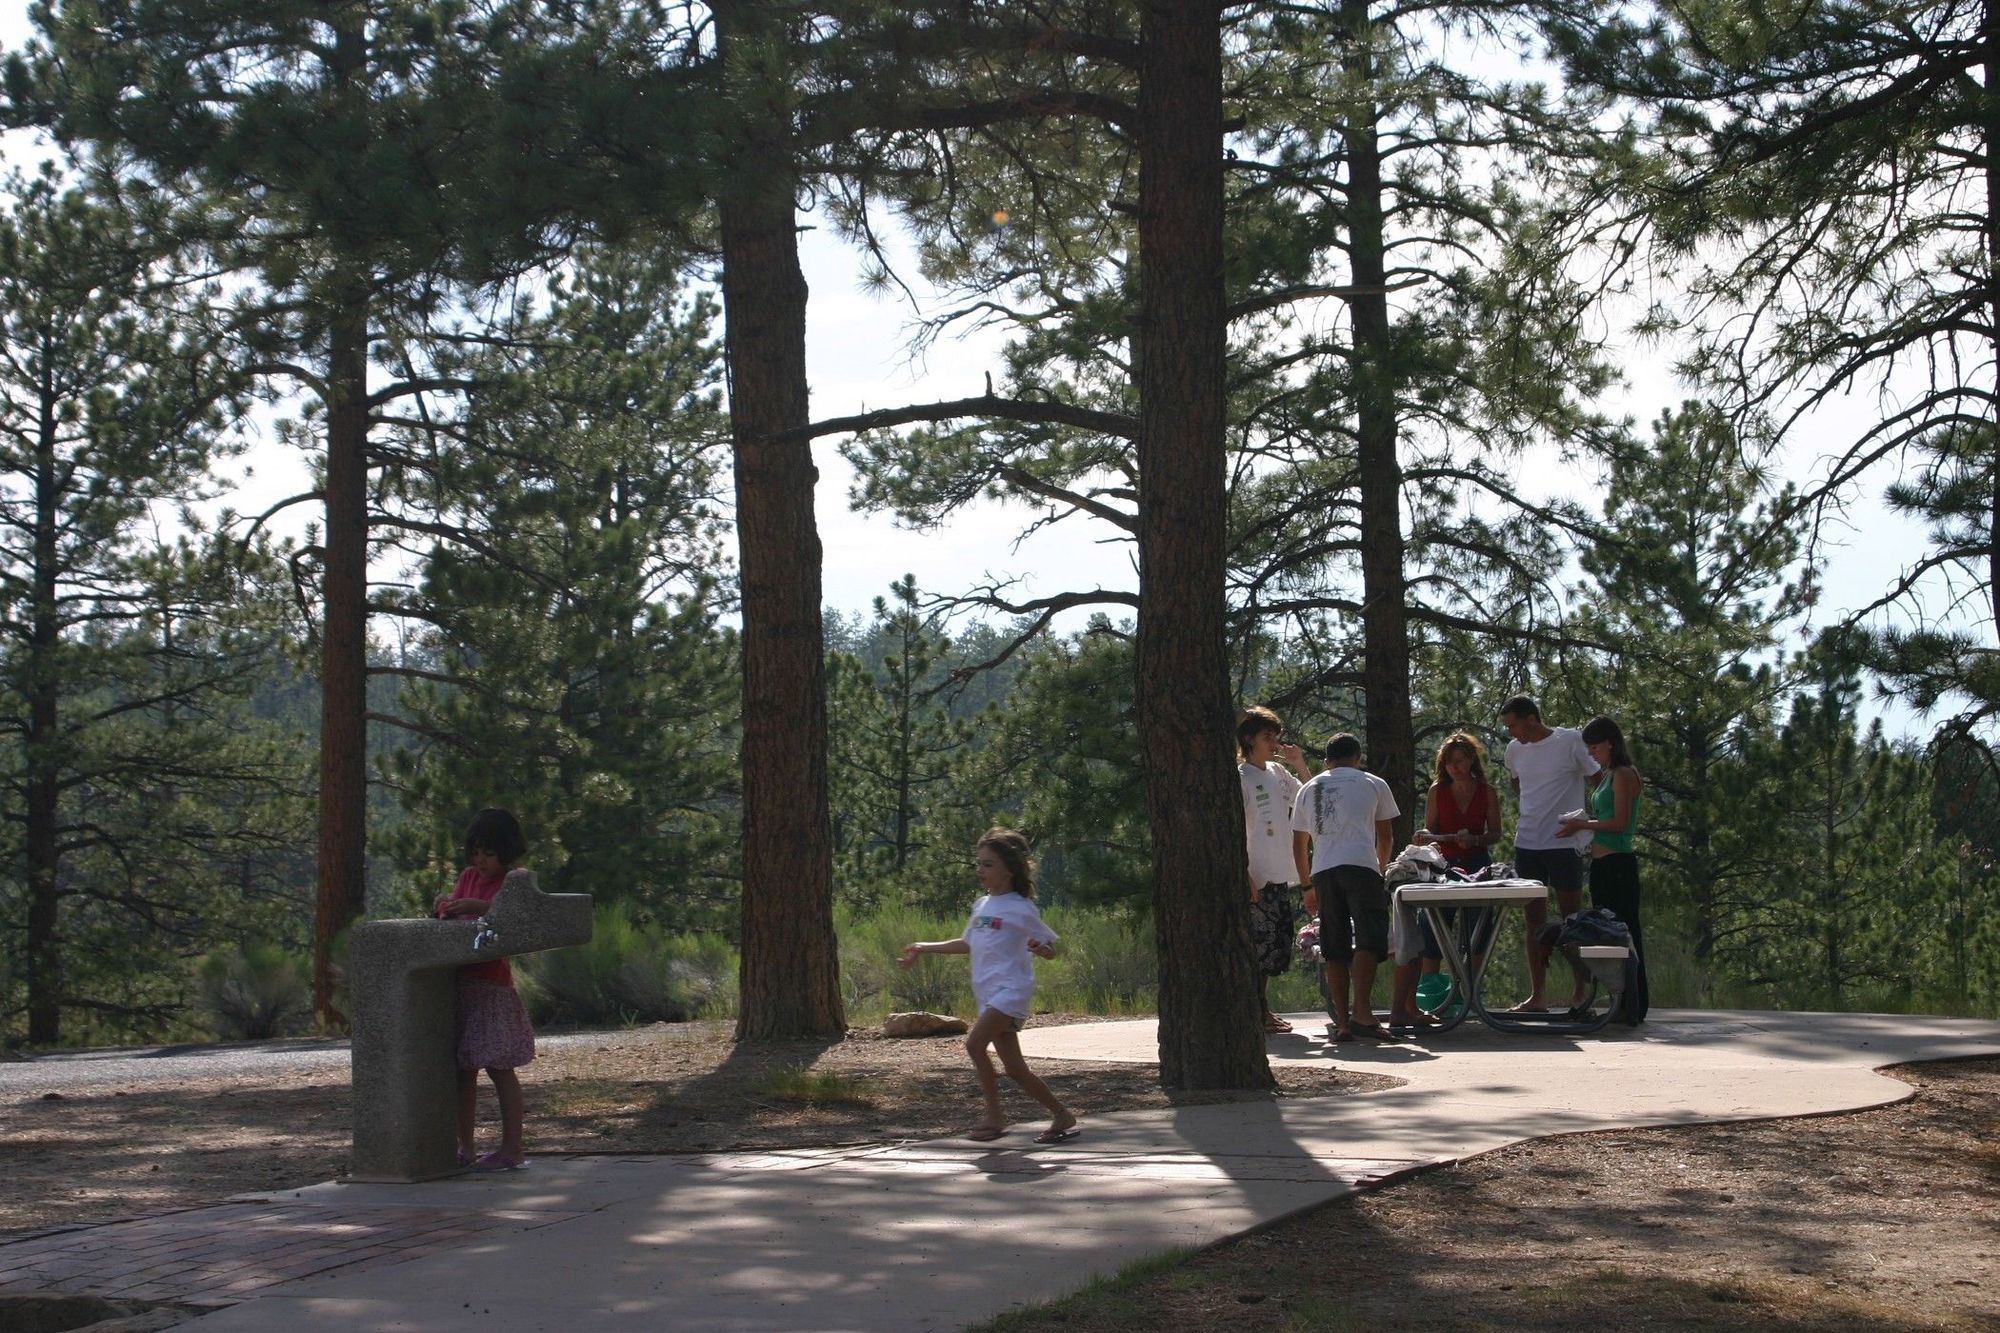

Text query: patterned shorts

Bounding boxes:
[1250,883,1296,976]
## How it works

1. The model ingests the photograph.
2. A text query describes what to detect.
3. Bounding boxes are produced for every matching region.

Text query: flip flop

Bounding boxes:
[1347,1024,1397,1042]
[1262,1017,1293,1033]
[473,1151,527,1172]
[966,1125,1007,1142]
[1034,1125,1081,1145]
[1327,1027,1353,1043]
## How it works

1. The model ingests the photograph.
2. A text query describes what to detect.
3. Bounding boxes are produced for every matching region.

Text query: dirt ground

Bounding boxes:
[0,1015,1381,1237]
[3,1022,1994,1332]
[980,1057,2000,1333]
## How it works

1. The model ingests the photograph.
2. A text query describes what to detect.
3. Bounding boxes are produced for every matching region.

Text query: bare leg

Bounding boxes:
[1555,888,1587,1006]
[1349,950,1382,1029]
[992,1027,1074,1135]
[1322,960,1351,1033]
[964,1009,1013,1133]
[456,1069,478,1161]
[489,1068,525,1161]
[1520,898,1550,1009]
[1386,959,1430,1025]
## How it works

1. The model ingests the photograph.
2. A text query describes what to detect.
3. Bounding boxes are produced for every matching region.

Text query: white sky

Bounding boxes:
[0,1,1972,740]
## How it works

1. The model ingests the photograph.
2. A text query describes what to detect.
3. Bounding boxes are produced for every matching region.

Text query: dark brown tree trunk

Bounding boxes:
[1340,0,1416,838]
[310,9,373,1032]
[1138,0,1271,1091]
[714,0,844,1041]
[24,384,63,1045]
[314,282,370,1030]
[1983,0,2000,634]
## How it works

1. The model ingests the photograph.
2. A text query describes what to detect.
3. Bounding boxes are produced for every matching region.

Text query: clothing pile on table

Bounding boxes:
[1385,844,1449,963]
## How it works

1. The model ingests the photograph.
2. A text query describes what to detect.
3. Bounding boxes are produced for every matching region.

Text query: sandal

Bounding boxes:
[1034,1124,1081,1145]
[1262,1016,1293,1034]
[966,1125,1007,1142]
[473,1151,527,1172]
[1346,1023,1397,1042]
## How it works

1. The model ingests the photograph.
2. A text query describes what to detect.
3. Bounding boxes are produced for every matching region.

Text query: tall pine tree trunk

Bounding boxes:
[1983,0,2000,635]
[314,281,370,1030]
[1340,0,1415,836]
[310,8,373,1031]
[24,392,63,1044]
[1139,0,1271,1091]
[714,0,844,1041]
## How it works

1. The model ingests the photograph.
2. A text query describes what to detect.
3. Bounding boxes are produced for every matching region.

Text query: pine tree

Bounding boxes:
[1573,401,1812,961]
[1741,639,1954,1006]
[1549,0,2000,750]
[0,171,303,1045]
[826,576,975,909]
[711,0,845,1040]
[379,242,739,930]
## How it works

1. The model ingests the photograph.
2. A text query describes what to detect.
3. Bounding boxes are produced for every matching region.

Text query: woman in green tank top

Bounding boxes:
[1558,716,1648,1023]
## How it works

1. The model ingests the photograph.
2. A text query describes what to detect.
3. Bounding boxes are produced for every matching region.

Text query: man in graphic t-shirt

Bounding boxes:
[1500,693,1600,1011]
[1290,733,1400,1042]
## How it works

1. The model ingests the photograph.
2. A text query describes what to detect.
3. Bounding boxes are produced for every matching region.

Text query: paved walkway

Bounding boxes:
[3,1009,1997,1331]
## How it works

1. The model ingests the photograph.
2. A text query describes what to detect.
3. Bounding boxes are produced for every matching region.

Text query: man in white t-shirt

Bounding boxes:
[1500,693,1600,1010]
[1291,733,1400,1042]
[1238,706,1312,1034]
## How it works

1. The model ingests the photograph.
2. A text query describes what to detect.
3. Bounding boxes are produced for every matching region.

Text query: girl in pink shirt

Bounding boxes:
[431,807,536,1171]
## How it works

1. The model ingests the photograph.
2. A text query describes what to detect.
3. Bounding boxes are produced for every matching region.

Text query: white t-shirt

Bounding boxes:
[1505,727,1600,851]
[1240,760,1304,887]
[963,892,1057,1021]
[1291,765,1400,874]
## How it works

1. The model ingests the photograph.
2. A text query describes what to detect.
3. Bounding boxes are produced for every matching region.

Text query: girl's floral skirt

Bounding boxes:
[456,978,536,1072]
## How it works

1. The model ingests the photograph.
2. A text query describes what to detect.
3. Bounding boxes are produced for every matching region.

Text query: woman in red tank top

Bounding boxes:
[1417,732,1496,870]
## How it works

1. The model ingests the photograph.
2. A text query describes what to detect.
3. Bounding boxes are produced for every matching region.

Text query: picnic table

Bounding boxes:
[1394,880,1632,1036]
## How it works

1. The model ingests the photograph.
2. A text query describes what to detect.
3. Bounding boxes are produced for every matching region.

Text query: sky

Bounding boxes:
[0,2,1971,739]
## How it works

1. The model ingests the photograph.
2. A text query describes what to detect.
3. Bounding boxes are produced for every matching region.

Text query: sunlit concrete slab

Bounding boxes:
[154,1009,2000,1332]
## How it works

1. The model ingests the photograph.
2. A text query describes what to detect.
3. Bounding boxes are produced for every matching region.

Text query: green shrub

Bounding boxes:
[1039,908,1156,1014]
[518,903,737,1027]
[196,942,311,1040]
[837,903,972,1019]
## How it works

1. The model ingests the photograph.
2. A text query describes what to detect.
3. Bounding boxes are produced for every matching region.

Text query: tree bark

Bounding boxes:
[714,0,845,1041]
[313,279,371,1031]
[1339,0,1416,838]
[1983,0,2000,636]
[310,8,374,1032]
[1138,0,1271,1090]
[25,378,63,1045]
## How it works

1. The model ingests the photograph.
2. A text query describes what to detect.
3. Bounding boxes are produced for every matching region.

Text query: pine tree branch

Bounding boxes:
[790,393,1135,443]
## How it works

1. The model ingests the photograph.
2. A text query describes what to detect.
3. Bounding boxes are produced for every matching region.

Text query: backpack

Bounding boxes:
[1557,907,1632,950]
[1553,908,1639,1010]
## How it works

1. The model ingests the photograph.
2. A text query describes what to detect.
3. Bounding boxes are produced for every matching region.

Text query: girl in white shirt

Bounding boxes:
[899,828,1080,1145]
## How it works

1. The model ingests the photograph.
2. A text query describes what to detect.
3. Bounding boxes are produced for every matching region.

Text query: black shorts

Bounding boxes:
[1311,864,1389,962]
[1514,845,1584,897]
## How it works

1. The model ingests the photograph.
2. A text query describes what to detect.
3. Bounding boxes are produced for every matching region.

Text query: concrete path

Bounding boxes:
[4,1008,1997,1332]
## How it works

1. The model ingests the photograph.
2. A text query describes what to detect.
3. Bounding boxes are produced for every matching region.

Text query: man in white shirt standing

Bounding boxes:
[1291,733,1400,1042]
[1237,707,1312,1034]
[1500,694,1600,1011]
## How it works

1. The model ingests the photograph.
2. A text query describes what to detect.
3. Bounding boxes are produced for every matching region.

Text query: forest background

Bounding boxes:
[0,0,1994,1065]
